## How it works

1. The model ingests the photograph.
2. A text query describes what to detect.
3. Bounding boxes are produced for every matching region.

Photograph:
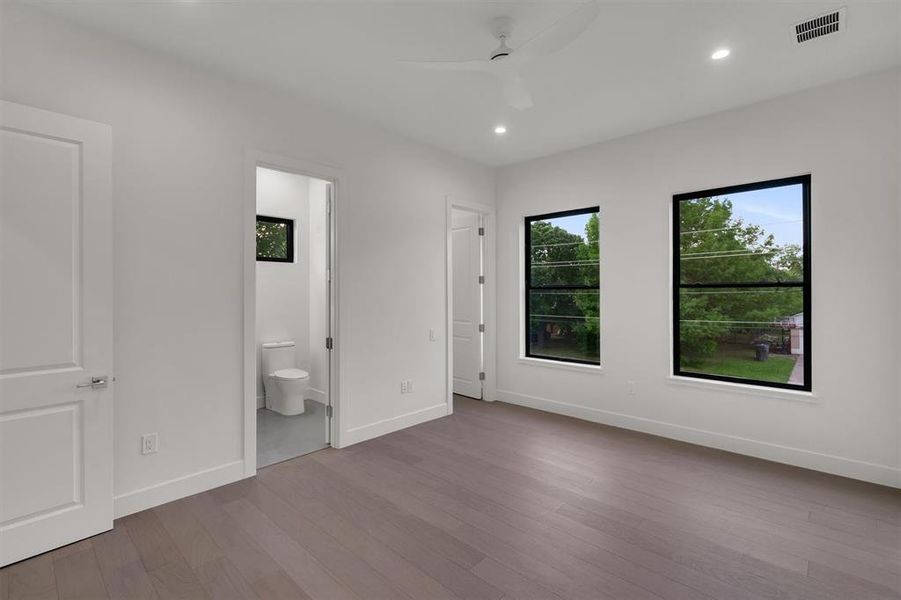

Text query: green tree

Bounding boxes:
[573,213,600,350]
[256,220,289,259]
[529,214,599,360]
[678,198,803,362]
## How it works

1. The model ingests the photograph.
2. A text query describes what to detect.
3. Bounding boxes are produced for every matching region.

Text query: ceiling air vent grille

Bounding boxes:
[794,8,845,44]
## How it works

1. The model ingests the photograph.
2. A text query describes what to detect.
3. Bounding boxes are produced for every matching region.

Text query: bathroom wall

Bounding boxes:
[255,168,310,404]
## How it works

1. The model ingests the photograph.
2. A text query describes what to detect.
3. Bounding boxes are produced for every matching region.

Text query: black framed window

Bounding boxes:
[525,207,600,365]
[673,175,810,391]
[256,215,294,263]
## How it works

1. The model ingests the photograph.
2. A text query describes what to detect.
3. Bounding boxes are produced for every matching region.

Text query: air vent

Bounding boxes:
[794,8,845,44]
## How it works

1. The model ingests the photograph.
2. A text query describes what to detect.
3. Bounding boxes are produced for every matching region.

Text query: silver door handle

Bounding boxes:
[76,376,108,389]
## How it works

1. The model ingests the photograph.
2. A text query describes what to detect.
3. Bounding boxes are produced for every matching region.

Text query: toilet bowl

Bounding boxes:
[261,342,310,416]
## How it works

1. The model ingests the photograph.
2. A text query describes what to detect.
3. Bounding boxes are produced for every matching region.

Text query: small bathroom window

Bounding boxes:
[256,215,294,263]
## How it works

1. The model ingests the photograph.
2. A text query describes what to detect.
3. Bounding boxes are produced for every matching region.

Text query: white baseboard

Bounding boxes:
[341,403,448,447]
[309,387,326,405]
[113,460,246,518]
[497,389,900,488]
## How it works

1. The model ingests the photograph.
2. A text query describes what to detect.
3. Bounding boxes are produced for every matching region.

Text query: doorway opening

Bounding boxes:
[446,199,496,410]
[251,164,334,469]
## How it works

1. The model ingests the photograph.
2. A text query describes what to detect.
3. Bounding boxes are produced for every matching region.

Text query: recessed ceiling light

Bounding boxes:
[494,125,507,135]
[711,48,731,60]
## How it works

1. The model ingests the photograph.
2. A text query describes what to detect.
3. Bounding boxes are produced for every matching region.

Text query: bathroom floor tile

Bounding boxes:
[257,401,328,468]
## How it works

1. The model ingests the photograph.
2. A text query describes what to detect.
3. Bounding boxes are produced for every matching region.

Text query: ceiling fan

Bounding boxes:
[402,2,600,110]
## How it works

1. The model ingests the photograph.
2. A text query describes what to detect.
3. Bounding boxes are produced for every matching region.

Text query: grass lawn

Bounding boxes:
[530,339,598,363]
[681,343,796,383]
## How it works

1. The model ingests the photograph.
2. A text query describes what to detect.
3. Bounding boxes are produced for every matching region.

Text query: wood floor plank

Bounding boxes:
[4,553,56,600]
[92,527,158,600]
[120,510,186,573]
[183,491,284,586]
[121,509,210,600]
[234,476,409,599]
[249,571,312,600]
[0,563,9,600]
[221,497,358,600]
[4,395,898,600]
[53,547,109,600]
[153,499,224,571]
[557,501,846,600]
[256,465,460,600]
[470,557,566,600]
[315,444,674,600]
[193,556,259,600]
[146,560,210,600]
[335,438,718,600]
[285,462,503,600]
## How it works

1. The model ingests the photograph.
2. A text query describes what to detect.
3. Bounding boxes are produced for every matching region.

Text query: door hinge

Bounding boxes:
[479,372,486,381]
[478,275,485,284]
[478,227,485,236]
[325,405,333,418]
[478,323,485,333]
[326,196,332,214]
[326,337,333,350]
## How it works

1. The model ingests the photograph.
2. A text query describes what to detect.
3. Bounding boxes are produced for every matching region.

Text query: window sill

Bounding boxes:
[667,375,818,403]
[517,356,605,374]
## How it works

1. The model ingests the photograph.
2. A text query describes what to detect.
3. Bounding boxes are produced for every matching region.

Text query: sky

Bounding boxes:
[549,183,803,246]
[555,213,592,239]
[716,184,804,246]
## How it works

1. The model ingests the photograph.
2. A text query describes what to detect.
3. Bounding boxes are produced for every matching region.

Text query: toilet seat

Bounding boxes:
[272,368,309,381]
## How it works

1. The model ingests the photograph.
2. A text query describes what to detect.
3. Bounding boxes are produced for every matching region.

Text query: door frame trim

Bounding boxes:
[446,196,496,414]
[243,149,342,477]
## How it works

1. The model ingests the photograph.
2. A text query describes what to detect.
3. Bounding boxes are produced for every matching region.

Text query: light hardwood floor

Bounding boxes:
[2,396,899,599]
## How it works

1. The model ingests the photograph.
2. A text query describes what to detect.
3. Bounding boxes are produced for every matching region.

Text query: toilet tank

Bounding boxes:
[261,341,295,375]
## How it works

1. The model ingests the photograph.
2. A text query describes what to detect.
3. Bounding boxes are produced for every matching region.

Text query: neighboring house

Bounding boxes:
[778,313,805,355]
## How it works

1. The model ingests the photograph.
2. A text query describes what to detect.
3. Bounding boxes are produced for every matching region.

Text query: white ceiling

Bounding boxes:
[22,0,901,166]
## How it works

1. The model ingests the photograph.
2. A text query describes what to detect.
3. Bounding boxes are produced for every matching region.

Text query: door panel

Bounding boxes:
[0,101,113,567]
[452,212,482,399]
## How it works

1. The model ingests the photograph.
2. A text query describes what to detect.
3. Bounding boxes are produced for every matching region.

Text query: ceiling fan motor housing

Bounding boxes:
[490,35,512,60]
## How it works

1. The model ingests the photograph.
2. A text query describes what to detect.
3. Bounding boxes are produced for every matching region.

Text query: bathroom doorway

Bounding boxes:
[245,153,337,471]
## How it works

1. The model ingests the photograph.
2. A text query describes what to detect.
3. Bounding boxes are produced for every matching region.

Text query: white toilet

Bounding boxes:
[261,341,310,416]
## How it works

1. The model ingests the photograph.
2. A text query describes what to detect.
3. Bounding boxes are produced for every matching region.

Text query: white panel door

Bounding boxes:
[452,212,482,399]
[0,101,113,566]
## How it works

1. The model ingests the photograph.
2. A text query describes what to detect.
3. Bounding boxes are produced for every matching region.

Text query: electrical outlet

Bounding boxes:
[627,380,636,396]
[141,433,158,455]
[429,328,436,342]
[400,379,415,394]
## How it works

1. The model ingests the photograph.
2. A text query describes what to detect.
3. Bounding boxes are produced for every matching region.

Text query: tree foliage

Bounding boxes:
[529,214,599,360]
[257,219,290,260]
[678,198,803,362]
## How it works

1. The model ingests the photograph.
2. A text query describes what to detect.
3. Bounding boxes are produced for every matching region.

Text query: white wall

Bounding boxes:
[496,69,901,487]
[0,3,495,515]
[255,168,310,403]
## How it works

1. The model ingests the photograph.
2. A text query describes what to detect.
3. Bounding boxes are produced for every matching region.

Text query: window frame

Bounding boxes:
[524,206,601,366]
[255,215,295,263]
[672,174,812,392]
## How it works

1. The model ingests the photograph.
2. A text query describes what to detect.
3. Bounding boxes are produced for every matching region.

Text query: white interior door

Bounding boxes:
[452,211,482,399]
[0,101,113,566]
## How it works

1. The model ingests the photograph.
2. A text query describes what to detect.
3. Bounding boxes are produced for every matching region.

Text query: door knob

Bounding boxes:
[76,376,108,389]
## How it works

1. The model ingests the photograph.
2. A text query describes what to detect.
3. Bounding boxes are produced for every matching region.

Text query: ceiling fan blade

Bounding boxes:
[515,1,599,62]
[400,59,493,73]
[502,74,533,110]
